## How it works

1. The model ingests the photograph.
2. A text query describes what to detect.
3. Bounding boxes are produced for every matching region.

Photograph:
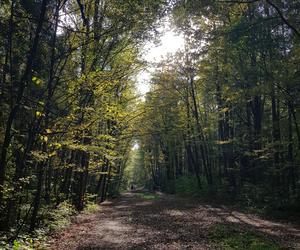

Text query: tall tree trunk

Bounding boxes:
[287,103,296,193]
[185,83,202,188]
[0,0,49,206]
[271,85,281,192]
[189,75,212,185]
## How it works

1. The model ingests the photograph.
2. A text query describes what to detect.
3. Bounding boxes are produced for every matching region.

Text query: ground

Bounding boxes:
[48,192,300,250]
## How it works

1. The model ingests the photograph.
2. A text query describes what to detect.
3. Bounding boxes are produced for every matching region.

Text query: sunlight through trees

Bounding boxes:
[0,0,299,248]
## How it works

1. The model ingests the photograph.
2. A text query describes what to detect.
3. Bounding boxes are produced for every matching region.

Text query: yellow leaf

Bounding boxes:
[40,135,48,142]
[99,172,108,175]
[216,140,232,145]
[32,76,43,85]
[48,151,57,157]
[36,111,42,117]
[45,129,52,134]
[221,107,229,113]
[54,143,62,149]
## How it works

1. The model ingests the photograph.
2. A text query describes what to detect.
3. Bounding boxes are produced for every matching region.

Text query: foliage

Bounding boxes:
[43,202,76,232]
[133,192,159,200]
[211,224,282,250]
[0,0,300,246]
[123,148,147,189]
[134,0,300,215]
[0,202,75,249]
[0,0,166,243]
[175,176,200,197]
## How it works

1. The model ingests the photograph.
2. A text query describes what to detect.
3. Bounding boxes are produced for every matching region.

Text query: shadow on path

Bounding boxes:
[49,192,300,250]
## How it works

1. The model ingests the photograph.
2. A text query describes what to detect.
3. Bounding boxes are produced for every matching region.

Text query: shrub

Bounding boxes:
[43,201,76,232]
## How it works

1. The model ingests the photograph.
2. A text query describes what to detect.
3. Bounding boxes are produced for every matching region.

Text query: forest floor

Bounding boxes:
[48,191,300,250]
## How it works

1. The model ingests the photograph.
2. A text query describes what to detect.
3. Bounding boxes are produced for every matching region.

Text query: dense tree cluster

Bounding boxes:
[0,0,165,234]
[138,0,300,208]
[1,0,300,244]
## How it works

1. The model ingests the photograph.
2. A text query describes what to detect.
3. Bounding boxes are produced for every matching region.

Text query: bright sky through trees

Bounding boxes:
[132,142,140,150]
[1,1,300,248]
[136,29,185,98]
[134,27,184,149]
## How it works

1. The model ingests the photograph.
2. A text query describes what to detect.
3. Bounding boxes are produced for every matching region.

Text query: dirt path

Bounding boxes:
[48,192,300,249]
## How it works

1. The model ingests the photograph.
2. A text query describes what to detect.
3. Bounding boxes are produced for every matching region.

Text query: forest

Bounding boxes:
[0,0,300,249]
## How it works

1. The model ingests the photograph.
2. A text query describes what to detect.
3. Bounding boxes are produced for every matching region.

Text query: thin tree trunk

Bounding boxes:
[30,160,44,232]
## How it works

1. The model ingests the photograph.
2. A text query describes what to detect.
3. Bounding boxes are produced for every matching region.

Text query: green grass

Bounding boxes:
[134,192,159,200]
[211,224,283,250]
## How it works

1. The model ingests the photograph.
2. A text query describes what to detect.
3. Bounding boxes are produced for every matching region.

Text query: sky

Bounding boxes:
[132,143,140,150]
[132,27,184,150]
[57,10,184,99]
[136,29,185,98]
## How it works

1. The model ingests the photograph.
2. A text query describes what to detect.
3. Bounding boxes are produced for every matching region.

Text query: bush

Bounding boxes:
[175,176,200,197]
[43,201,76,232]
[84,203,101,214]
[174,175,240,202]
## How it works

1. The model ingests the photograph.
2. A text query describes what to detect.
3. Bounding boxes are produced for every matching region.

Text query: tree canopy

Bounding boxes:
[0,0,300,247]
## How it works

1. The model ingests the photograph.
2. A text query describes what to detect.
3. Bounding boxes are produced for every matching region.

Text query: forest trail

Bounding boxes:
[49,192,300,250]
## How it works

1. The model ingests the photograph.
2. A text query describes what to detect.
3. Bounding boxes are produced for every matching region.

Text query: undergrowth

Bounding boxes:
[174,175,300,221]
[0,200,100,250]
[211,224,283,250]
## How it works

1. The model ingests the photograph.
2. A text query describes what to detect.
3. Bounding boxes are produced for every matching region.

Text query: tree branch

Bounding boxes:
[266,0,300,39]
